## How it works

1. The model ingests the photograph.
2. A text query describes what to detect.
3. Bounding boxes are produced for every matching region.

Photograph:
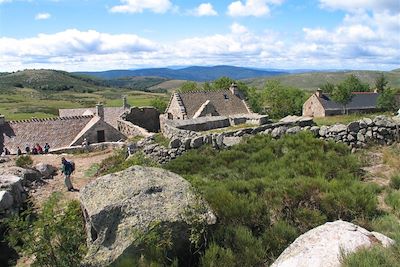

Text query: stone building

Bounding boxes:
[165,84,252,120]
[0,104,125,154]
[303,89,380,117]
[59,96,130,129]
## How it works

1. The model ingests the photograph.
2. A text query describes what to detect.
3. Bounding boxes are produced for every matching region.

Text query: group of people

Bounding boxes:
[18,143,51,155]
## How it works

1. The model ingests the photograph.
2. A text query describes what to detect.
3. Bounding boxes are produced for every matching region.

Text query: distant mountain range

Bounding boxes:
[75,65,288,81]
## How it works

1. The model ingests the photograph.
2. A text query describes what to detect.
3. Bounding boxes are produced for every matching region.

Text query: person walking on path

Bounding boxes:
[61,157,77,192]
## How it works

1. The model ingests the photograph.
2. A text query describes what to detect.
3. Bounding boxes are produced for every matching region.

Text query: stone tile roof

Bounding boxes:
[1,116,93,154]
[318,92,380,111]
[177,90,251,119]
[59,107,127,129]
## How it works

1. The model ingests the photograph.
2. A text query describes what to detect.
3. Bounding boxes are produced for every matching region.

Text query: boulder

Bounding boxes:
[310,126,320,136]
[271,126,288,138]
[271,220,394,267]
[347,121,360,132]
[0,175,25,211]
[80,166,216,267]
[190,136,204,149]
[169,138,182,149]
[374,116,395,128]
[286,126,301,135]
[0,190,14,211]
[222,137,242,147]
[319,126,329,137]
[0,167,42,186]
[328,124,347,134]
[34,163,57,179]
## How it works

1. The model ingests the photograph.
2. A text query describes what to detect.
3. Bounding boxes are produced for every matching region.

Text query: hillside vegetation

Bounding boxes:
[245,70,400,91]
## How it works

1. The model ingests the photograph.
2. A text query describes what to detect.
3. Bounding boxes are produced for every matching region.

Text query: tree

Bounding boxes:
[178,81,198,93]
[341,74,370,92]
[374,73,389,93]
[212,77,235,90]
[262,80,307,118]
[150,97,168,113]
[331,83,353,114]
[377,88,397,112]
[320,82,335,94]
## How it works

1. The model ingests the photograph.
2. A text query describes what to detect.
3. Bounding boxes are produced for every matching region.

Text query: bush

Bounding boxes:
[385,190,400,214]
[341,244,400,267]
[15,155,33,168]
[390,175,400,190]
[6,193,87,266]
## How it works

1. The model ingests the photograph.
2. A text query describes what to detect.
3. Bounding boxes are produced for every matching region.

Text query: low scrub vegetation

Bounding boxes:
[15,155,33,168]
[165,132,381,266]
[5,193,87,267]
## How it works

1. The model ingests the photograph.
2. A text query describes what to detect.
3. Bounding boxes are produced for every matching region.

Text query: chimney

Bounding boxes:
[316,88,322,98]
[122,95,130,109]
[229,83,241,97]
[96,103,104,120]
[0,115,5,126]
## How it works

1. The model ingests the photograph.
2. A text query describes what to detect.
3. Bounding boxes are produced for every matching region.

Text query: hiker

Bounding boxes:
[44,143,50,153]
[61,157,76,192]
[31,145,38,155]
[36,143,43,154]
[1,148,10,156]
[25,145,30,155]
[17,147,22,156]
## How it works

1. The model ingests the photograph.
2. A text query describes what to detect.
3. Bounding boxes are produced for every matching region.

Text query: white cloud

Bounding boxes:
[110,0,172,14]
[35,13,51,20]
[319,0,400,12]
[230,22,248,34]
[227,0,284,17]
[190,3,218,16]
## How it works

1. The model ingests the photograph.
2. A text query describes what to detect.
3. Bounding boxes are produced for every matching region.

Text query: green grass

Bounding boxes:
[153,133,170,147]
[314,112,391,126]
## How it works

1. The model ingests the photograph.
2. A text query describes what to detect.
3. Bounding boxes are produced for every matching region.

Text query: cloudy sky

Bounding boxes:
[0,0,399,71]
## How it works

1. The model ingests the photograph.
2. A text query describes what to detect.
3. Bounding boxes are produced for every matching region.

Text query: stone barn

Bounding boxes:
[165,83,252,120]
[0,104,125,154]
[303,89,380,117]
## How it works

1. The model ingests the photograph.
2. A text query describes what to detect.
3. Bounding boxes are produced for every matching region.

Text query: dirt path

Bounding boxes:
[30,149,114,207]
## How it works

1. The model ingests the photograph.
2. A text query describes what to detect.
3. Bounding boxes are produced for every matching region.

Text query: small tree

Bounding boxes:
[332,83,353,114]
[374,73,389,93]
[178,81,198,93]
[342,74,370,92]
[320,82,335,94]
[377,88,397,112]
[150,97,168,113]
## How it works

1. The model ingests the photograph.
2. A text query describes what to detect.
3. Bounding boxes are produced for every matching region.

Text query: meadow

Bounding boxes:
[0,87,168,121]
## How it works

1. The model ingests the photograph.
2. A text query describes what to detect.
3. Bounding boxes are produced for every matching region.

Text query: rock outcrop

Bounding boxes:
[80,166,216,267]
[0,175,26,215]
[34,163,57,179]
[271,220,394,267]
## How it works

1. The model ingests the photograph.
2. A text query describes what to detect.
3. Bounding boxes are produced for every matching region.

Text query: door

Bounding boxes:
[97,130,105,143]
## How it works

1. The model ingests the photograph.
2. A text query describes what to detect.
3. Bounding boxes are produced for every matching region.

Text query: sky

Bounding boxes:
[0,0,399,71]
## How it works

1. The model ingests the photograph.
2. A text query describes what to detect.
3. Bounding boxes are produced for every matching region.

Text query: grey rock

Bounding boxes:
[328,124,347,134]
[0,190,14,211]
[80,166,216,267]
[223,137,242,147]
[183,138,192,149]
[286,126,301,135]
[347,134,355,142]
[0,175,25,210]
[319,126,329,137]
[310,126,320,136]
[279,115,314,127]
[347,121,360,132]
[271,220,394,267]
[34,163,57,179]
[357,132,365,142]
[272,126,288,138]
[362,118,373,126]
[169,138,182,149]
[204,135,213,145]
[190,136,204,149]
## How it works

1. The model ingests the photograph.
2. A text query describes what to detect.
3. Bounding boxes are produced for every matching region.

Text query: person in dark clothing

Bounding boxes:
[61,157,76,192]
[31,146,38,155]
[44,143,50,154]
[36,143,43,154]
[25,145,30,155]
[17,147,22,156]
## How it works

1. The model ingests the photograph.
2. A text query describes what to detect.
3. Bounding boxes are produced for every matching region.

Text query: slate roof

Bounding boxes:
[59,107,127,129]
[1,116,93,154]
[177,90,250,119]
[318,92,380,111]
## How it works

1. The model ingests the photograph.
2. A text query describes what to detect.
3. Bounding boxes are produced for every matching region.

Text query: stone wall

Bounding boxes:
[117,120,152,138]
[140,115,400,164]
[122,107,160,132]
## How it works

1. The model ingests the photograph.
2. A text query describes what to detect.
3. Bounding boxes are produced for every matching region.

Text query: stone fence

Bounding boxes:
[117,119,152,138]
[50,142,126,154]
[140,115,400,163]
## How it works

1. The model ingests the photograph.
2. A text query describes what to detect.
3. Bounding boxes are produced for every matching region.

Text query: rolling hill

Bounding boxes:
[75,65,288,81]
[245,70,400,91]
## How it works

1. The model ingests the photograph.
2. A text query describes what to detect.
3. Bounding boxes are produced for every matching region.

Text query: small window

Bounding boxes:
[223,94,229,100]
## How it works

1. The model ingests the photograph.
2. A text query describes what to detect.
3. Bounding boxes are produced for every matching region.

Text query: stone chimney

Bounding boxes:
[96,103,104,120]
[316,88,323,98]
[0,115,5,126]
[229,83,241,97]
[122,95,130,109]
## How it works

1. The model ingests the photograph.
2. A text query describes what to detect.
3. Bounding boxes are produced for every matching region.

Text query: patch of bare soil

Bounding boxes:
[29,149,113,207]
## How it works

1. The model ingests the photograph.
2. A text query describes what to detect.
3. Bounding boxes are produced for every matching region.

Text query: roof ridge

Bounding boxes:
[8,115,94,124]
[177,89,229,95]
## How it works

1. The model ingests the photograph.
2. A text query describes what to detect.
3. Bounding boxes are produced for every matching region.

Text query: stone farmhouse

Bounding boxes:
[303,89,380,117]
[0,104,125,155]
[165,83,252,120]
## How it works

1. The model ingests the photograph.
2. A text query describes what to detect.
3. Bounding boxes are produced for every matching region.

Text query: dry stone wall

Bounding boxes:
[139,115,400,164]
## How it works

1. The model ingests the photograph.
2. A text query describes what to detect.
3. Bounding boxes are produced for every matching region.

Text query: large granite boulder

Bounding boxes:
[0,175,26,214]
[271,220,394,267]
[34,163,57,179]
[80,166,216,267]
[0,167,42,186]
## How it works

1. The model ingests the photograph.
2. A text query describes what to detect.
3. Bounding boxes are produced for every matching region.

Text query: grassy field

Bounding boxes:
[0,87,168,121]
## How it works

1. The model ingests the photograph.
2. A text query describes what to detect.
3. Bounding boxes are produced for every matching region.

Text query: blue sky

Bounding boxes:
[0,0,399,71]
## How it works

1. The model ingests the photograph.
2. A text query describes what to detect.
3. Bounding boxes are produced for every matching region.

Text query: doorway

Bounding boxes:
[97,130,105,143]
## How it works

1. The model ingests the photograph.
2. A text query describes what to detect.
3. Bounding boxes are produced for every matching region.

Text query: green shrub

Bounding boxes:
[6,193,87,266]
[200,243,235,267]
[15,155,33,168]
[390,175,400,190]
[341,244,400,267]
[153,133,170,147]
[385,190,400,214]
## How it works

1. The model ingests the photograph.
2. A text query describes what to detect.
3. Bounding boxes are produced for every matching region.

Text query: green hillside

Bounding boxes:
[245,70,400,91]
